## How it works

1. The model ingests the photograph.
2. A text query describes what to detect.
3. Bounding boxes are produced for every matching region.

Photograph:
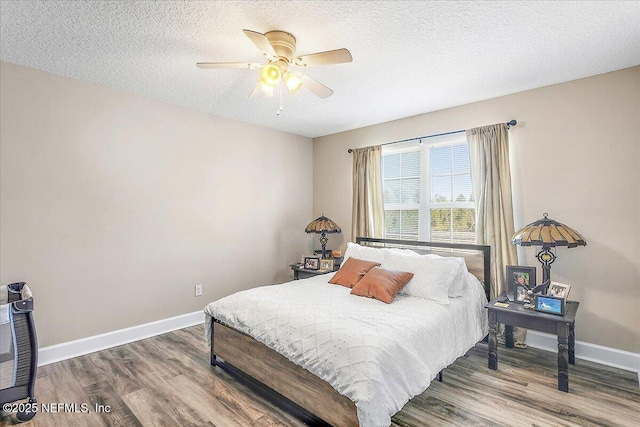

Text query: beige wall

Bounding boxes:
[313,66,640,353]
[0,62,313,347]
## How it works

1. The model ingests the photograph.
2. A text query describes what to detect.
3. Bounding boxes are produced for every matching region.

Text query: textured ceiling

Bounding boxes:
[1,1,639,138]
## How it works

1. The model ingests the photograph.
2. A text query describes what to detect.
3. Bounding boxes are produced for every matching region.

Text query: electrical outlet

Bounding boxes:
[195,284,202,297]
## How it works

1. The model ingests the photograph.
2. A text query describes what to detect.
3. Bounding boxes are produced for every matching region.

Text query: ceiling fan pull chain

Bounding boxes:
[277,81,284,116]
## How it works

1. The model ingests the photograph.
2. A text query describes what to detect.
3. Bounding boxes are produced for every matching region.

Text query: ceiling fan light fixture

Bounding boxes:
[256,80,274,96]
[283,71,303,94]
[260,63,281,87]
[197,29,351,100]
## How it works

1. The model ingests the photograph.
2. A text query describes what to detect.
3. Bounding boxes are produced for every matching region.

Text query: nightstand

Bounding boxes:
[485,293,579,392]
[289,264,336,280]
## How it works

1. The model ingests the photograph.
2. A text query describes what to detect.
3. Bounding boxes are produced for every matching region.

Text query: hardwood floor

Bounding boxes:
[2,325,638,426]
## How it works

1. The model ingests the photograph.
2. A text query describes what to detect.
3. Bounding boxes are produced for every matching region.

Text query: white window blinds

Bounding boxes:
[382,133,475,243]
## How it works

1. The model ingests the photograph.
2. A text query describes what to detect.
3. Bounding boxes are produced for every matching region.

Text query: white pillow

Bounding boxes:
[464,271,486,300]
[419,252,469,297]
[342,242,386,265]
[446,258,469,297]
[385,250,469,298]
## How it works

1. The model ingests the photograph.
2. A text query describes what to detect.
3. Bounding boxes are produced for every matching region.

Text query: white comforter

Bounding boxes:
[204,273,488,427]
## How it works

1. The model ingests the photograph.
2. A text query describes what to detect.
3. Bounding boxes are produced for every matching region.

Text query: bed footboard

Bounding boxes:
[211,320,358,427]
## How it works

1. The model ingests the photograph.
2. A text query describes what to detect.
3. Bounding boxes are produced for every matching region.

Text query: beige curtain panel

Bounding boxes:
[351,146,385,242]
[466,123,518,300]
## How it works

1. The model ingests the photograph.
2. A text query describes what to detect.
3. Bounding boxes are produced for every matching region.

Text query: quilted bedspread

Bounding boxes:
[204,273,488,427]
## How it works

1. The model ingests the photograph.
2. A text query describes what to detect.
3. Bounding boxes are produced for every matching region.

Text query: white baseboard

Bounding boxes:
[38,310,204,366]
[526,330,640,384]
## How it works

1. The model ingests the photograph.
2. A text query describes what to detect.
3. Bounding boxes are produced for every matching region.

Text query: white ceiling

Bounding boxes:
[1,1,639,138]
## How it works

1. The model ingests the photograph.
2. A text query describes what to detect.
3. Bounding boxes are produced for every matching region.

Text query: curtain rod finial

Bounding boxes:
[347,148,353,153]
[507,119,517,128]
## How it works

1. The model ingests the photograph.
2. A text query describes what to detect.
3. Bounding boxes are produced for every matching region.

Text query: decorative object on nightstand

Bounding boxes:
[534,294,565,315]
[303,257,320,270]
[305,214,342,259]
[548,281,571,299]
[511,213,586,292]
[290,262,337,280]
[506,264,550,310]
[506,265,537,304]
[319,259,334,271]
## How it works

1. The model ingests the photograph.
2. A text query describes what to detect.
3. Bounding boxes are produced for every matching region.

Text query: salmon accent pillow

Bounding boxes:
[350,267,414,304]
[329,257,381,288]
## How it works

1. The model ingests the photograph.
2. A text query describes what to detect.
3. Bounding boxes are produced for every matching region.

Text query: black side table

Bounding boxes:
[485,293,579,392]
[290,264,336,280]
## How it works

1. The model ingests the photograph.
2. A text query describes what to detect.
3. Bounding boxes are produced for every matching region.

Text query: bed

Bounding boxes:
[204,237,491,427]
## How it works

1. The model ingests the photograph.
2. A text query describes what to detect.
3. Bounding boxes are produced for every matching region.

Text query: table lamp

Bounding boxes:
[511,213,586,292]
[305,214,341,259]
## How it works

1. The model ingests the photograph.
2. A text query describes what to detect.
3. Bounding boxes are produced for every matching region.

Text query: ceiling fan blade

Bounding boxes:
[249,85,272,98]
[243,29,278,60]
[300,73,334,98]
[295,48,352,67]
[249,86,262,98]
[197,62,261,69]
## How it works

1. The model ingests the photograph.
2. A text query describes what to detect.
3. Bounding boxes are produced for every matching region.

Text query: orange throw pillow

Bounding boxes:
[329,257,381,288]
[350,267,414,304]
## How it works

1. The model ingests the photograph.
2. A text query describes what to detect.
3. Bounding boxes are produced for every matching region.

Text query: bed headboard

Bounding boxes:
[356,237,492,302]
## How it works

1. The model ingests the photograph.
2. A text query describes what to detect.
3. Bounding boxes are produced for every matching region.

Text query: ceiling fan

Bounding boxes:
[197,29,352,99]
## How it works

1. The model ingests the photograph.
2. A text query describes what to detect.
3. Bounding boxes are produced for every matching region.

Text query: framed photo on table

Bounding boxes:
[506,265,537,304]
[548,281,571,300]
[319,259,334,271]
[303,257,320,270]
[535,294,565,316]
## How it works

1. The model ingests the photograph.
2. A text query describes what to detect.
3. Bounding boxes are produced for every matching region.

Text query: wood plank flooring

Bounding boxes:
[1,325,638,426]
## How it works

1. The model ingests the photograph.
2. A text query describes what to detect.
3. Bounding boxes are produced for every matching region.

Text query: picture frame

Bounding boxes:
[319,259,334,271]
[506,265,537,304]
[303,256,320,270]
[547,281,571,300]
[535,294,565,316]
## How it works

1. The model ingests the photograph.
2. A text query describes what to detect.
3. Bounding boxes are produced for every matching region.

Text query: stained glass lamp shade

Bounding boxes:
[511,213,586,288]
[305,214,342,259]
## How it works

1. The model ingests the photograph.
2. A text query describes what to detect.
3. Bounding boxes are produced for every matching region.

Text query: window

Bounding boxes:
[382,133,475,244]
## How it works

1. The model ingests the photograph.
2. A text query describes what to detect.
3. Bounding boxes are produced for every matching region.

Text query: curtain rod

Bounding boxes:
[347,119,517,153]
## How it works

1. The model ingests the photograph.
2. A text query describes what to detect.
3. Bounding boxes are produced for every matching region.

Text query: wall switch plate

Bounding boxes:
[195,284,202,297]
